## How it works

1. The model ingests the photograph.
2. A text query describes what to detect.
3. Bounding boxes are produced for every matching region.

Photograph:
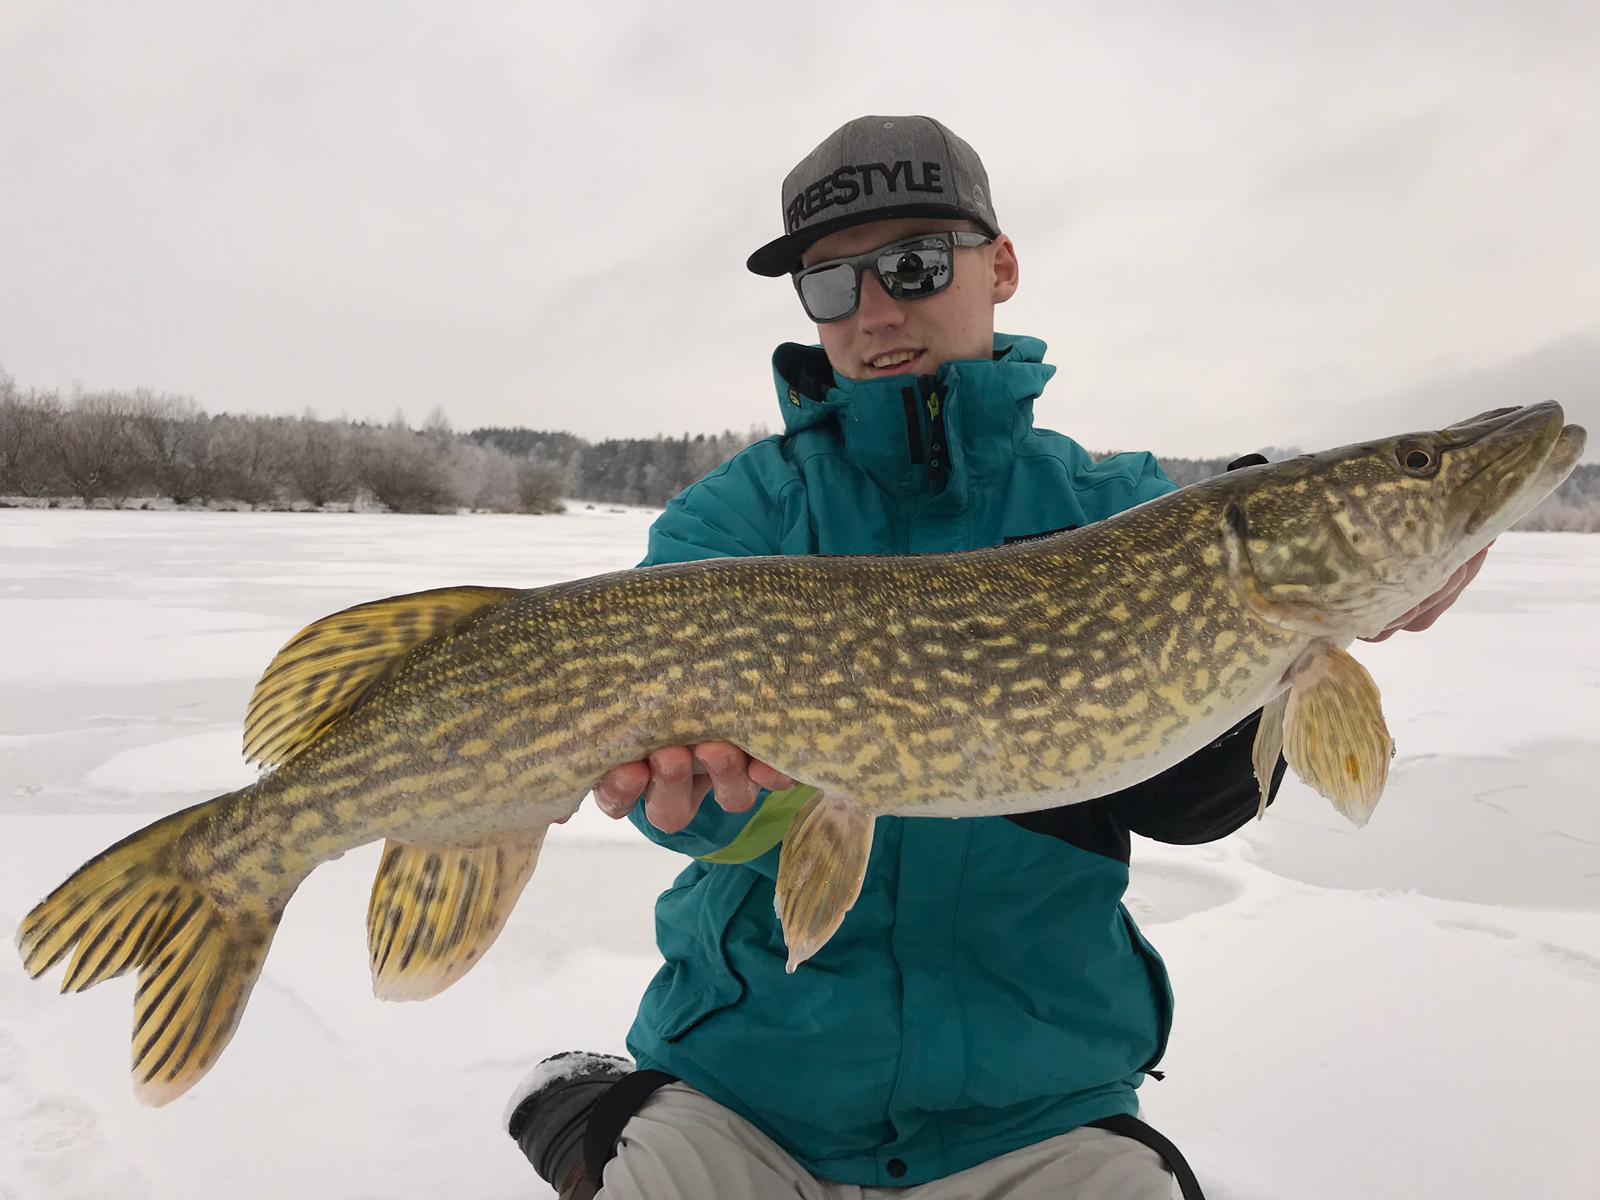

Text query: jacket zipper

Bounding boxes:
[901,374,949,491]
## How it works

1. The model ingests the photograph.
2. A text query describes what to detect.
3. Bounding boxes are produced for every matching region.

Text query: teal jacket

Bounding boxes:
[623,335,1275,1187]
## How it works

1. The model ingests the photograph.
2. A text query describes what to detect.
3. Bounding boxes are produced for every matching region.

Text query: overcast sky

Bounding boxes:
[2,1,1596,460]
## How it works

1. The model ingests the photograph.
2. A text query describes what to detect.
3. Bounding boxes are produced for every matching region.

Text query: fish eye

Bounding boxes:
[1397,442,1439,477]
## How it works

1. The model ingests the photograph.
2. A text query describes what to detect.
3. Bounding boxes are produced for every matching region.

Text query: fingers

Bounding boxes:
[748,758,796,793]
[594,760,650,818]
[643,746,704,834]
[595,743,797,832]
[695,741,760,813]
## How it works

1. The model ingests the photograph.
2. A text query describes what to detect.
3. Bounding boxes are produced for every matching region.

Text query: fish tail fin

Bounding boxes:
[15,793,283,1105]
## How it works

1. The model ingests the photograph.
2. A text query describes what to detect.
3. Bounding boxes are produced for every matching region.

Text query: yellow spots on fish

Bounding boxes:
[1019,729,1048,747]
[1039,745,1062,768]
[835,696,858,711]
[981,633,1019,650]
[939,668,975,688]
[980,684,1003,706]
[1193,669,1213,693]
[922,641,949,657]
[1090,649,1107,663]
[790,707,834,723]
[818,670,846,687]
[483,761,509,785]
[1169,591,1193,614]
[962,647,984,664]
[1106,603,1130,622]
[460,738,491,758]
[1011,704,1052,722]
[739,669,762,687]
[1066,744,1094,772]
[1008,677,1047,694]
[1202,546,1223,566]
[930,752,964,774]
[1058,669,1083,690]
[1213,630,1239,654]
[886,622,905,637]
[288,810,326,838]
[1156,628,1182,674]
[1027,642,1048,656]
[1091,675,1117,692]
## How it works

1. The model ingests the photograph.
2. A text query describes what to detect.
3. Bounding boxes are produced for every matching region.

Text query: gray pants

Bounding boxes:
[597,1082,1177,1200]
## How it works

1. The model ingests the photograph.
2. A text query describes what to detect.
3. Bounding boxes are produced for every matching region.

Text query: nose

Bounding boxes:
[854,270,906,334]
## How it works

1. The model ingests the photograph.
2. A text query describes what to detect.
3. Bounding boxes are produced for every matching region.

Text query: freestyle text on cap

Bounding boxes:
[746,115,1001,278]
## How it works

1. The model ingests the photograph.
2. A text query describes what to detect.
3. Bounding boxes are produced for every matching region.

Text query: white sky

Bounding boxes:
[1,0,1596,460]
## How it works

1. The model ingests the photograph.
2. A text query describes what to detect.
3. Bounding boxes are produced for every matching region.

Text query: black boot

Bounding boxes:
[505,1051,633,1200]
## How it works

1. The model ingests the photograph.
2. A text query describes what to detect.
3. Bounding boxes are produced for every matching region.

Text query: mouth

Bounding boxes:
[1451,403,1566,535]
[863,348,926,376]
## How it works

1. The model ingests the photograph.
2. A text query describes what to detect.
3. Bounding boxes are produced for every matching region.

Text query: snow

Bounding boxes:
[1,510,1597,1199]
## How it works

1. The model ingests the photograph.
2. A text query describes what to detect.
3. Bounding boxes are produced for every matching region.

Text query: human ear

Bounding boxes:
[990,235,1019,304]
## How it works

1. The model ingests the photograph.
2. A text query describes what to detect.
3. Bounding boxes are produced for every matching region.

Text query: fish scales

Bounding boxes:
[15,402,1585,1107]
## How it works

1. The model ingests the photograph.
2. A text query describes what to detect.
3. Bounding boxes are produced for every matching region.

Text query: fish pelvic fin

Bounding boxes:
[367,832,545,1001]
[1282,643,1394,827]
[1251,690,1290,820]
[15,793,283,1106]
[774,791,875,974]
[244,585,522,768]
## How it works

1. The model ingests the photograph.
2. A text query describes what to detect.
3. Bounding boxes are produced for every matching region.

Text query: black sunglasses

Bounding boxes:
[792,231,994,323]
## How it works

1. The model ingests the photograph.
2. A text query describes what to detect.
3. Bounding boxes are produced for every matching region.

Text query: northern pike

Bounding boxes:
[15,402,1585,1105]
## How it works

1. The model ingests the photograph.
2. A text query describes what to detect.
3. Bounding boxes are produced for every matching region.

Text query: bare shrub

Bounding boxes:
[354,426,458,513]
[517,461,567,514]
[211,415,289,507]
[0,382,64,496]
[48,392,145,504]
[288,419,355,507]
[128,391,216,504]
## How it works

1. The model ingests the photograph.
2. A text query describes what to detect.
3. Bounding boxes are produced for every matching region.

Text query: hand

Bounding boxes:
[1361,543,1492,643]
[593,742,795,834]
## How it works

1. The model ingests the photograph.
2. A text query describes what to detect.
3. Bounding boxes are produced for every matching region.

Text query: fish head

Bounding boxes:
[1221,401,1585,639]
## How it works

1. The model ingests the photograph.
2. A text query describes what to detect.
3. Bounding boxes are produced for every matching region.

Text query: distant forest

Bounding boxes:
[1,368,1595,529]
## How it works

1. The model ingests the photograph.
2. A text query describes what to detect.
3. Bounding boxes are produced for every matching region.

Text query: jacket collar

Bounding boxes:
[769,334,1056,494]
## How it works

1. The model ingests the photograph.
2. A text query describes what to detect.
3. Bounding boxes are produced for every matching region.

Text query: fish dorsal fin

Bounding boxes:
[367,834,545,1001]
[244,586,520,768]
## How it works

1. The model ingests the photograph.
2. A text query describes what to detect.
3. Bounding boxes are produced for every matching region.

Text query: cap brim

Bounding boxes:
[746,204,1001,277]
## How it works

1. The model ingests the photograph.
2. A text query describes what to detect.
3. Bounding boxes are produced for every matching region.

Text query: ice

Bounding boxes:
[0,509,1596,1199]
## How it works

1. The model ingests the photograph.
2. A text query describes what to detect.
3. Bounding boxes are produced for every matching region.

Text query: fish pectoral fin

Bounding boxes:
[774,791,874,974]
[15,790,281,1106]
[244,585,522,768]
[1251,691,1290,820]
[367,832,545,1001]
[1281,643,1394,827]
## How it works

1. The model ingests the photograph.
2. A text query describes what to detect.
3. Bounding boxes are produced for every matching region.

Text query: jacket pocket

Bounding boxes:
[647,866,758,1042]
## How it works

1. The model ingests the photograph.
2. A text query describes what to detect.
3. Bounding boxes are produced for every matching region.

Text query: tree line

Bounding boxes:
[1,367,1594,528]
[0,369,764,514]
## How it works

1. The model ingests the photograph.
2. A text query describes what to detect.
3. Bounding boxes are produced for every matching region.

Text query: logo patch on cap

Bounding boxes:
[785,161,946,232]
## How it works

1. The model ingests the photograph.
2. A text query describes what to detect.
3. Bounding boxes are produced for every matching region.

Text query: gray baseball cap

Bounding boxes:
[746,115,1001,277]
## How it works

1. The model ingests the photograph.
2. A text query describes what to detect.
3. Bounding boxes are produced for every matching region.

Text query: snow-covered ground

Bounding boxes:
[1,510,1596,1200]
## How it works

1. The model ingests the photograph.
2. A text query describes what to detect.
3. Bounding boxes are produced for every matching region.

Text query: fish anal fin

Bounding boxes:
[1282,643,1394,827]
[774,791,875,973]
[244,586,521,768]
[367,833,545,1002]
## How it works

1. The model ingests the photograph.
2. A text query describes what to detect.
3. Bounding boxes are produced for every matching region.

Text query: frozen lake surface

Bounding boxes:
[1,510,1597,1199]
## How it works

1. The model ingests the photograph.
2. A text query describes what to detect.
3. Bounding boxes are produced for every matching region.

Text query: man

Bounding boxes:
[506,116,1489,1199]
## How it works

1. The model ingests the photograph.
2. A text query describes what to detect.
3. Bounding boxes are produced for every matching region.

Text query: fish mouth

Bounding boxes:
[1444,402,1569,537]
